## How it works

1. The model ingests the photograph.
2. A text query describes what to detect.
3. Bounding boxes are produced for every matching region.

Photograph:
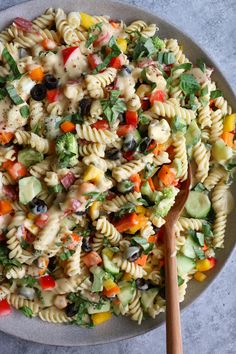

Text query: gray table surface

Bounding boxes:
[0,0,235,353]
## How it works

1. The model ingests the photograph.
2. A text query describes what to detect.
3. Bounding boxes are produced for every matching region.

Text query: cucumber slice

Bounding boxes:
[185,191,211,218]
[87,301,110,314]
[186,120,201,147]
[18,148,43,167]
[102,251,120,275]
[172,158,182,178]
[177,254,196,275]
[90,266,106,292]
[19,176,42,204]
[212,139,233,163]
[141,288,158,311]
[181,235,201,259]
[141,181,153,198]
[117,281,135,306]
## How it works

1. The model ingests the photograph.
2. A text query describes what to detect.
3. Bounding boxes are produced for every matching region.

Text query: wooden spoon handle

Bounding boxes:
[165,225,183,354]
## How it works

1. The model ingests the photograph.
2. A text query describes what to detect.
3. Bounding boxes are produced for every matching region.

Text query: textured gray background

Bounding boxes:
[0,0,235,353]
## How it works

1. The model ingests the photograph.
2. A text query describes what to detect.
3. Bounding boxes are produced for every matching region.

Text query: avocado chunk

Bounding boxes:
[19,176,42,204]
[56,132,78,167]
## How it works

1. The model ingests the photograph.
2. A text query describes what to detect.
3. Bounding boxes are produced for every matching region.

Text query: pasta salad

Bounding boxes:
[0,8,235,327]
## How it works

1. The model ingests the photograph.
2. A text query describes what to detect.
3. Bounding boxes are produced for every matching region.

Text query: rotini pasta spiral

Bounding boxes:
[76,124,118,144]
[193,141,210,183]
[39,306,72,323]
[94,217,121,245]
[151,101,195,124]
[7,294,40,315]
[55,8,78,44]
[128,290,143,325]
[165,38,189,64]
[113,255,147,279]
[78,143,105,157]
[172,133,188,180]
[103,191,141,212]
[210,109,223,143]
[112,154,153,182]
[14,131,49,153]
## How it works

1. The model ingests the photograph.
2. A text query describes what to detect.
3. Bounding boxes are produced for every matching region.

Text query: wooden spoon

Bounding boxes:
[164,164,192,354]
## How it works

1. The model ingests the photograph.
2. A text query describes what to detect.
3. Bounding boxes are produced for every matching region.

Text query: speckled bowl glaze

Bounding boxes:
[0,0,235,346]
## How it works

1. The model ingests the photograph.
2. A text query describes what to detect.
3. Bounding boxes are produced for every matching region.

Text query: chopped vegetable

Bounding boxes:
[114,213,139,232]
[80,12,96,29]
[221,132,234,147]
[61,46,78,65]
[194,271,207,282]
[116,37,127,52]
[125,111,138,127]
[0,299,12,316]
[0,200,13,215]
[109,55,123,69]
[35,213,49,228]
[101,90,126,126]
[91,311,112,325]
[127,214,148,234]
[158,165,176,186]
[6,84,24,105]
[117,124,135,137]
[60,120,76,133]
[83,251,102,267]
[38,275,56,290]
[91,120,109,130]
[29,66,44,81]
[149,89,165,105]
[196,258,216,272]
[0,132,14,145]
[41,38,56,50]
[87,53,102,69]
[135,254,148,266]
[6,162,27,180]
[129,174,141,192]
[47,88,59,103]
[223,113,236,132]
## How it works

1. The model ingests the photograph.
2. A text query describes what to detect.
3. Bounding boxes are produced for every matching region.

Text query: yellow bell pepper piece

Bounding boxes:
[83,165,104,183]
[89,201,101,220]
[196,259,212,272]
[103,278,117,291]
[116,38,127,53]
[91,311,112,326]
[223,113,236,132]
[194,271,207,282]
[127,215,148,234]
[80,12,96,29]
[135,205,147,214]
[122,272,133,281]
[102,247,113,259]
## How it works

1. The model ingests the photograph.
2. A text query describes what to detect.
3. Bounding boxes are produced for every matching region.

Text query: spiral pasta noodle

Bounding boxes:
[14,131,49,154]
[94,217,121,245]
[113,255,147,279]
[151,101,195,124]
[103,191,141,212]
[193,141,210,183]
[112,154,153,182]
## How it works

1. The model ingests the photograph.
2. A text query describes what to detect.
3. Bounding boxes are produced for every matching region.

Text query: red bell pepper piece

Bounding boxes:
[47,88,59,103]
[91,120,109,130]
[149,90,166,105]
[0,299,12,316]
[61,46,78,65]
[7,162,27,181]
[123,150,135,161]
[125,111,138,127]
[208,257,217,269]
[114,213,139,233]
[109,56,123,69]
[38,275,56,290]
[117,124,135,137]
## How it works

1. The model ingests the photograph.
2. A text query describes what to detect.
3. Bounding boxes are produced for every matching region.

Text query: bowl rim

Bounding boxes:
[0,0,235,347]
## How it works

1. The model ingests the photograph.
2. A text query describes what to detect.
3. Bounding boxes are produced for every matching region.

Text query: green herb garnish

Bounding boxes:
[6,84,24,105]
[20,306,33,318]
[94,36,121,73]
[20,105,30,118]
[114,202,136,218]
[101,90,126,126]
[2,48,21,79]
[86,22,103,48]
[19,276,37,288]
[179,74,200,96]
[210,90,223,99]
[59,249,75,261]
[196,58,206,73]
[84,191,108,208]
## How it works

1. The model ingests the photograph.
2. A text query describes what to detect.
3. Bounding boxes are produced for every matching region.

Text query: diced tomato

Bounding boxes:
[129,174,141,192]
[3,185,17,201]
[35,213,49,229]
[117,124,135,137]
[61,46,79,65]
[13,17,33,32]
[125,111,138,127]
[149,90,166,105]
[0,299,12,316]
[82,251,102,267]
[103,285,120,297]
[123,150,135,161]
[141,99,150,110]
[0,132,14,145]
[91,120,109,130]
[47,88,59,103]
[109,56,123,69]
[87,53,102,69]
[202,242,208,251]
[38,275,56,290]
[114,213,139,233]
[41,38,56,50]
[60,172,75,189]
[7,162,27,181]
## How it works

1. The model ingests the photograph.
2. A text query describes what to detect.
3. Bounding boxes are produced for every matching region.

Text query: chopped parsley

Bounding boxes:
[19,276,37,288]
[210,90,223,99]
[59,249,75,261]
[20,306,33,318]
[84,191,108,208]
[93,36,121,73]
[179,74,200,96]
[86,22,103,48]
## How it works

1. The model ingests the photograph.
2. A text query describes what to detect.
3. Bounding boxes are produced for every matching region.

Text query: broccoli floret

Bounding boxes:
[152,36,165,50]
[162,186,176,199]
[152,187,179,217]
[56,132,78,168]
